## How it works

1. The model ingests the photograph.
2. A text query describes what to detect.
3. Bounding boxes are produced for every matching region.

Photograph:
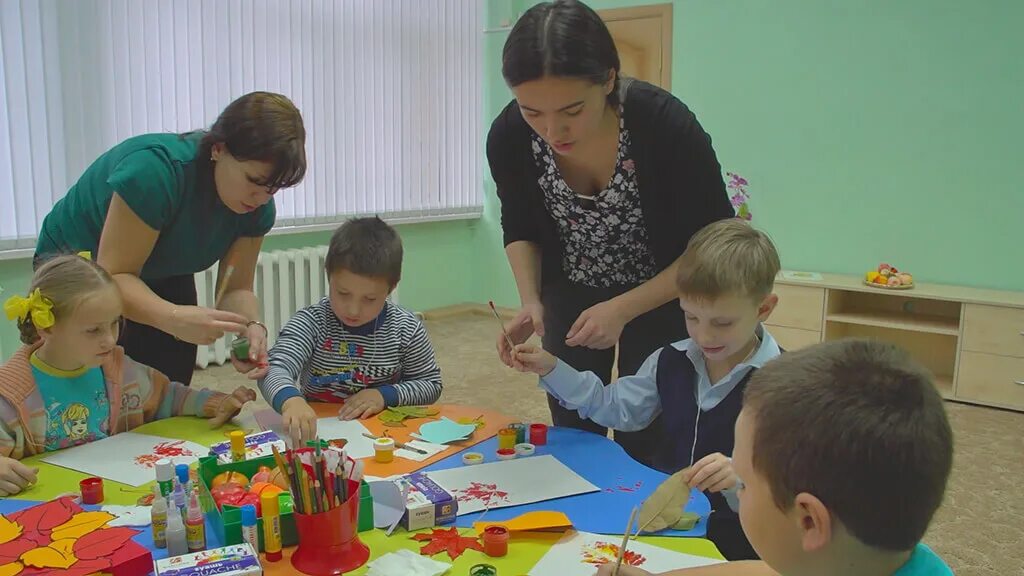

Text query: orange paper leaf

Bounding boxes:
[50,512,114,541]
[0,562,22,576]
[19,540,78,570]
[73,527,138,561]
[0,518,22,546]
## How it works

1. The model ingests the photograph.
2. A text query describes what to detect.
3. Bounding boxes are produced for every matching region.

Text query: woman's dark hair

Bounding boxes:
[502,0,621,109]
[198,91,307,190]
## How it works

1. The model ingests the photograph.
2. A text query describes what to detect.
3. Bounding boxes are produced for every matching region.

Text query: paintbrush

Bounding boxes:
[489,300,515,352]
[361,432,428,455]
[612,506,639,576]
[214,264,235,308]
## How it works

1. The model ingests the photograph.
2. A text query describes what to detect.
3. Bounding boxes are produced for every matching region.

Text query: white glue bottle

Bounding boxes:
[151,488,168,549]
[165,506,188,557]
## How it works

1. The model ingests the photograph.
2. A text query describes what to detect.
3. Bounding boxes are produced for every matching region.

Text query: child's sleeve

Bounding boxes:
[539,348,664,432]
[129,357,229,422]
[259,308,319,412]
[376,320,442,407]
[0,400,25,459]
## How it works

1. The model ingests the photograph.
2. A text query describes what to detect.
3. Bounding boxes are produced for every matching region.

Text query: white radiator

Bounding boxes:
[194,247,400,369]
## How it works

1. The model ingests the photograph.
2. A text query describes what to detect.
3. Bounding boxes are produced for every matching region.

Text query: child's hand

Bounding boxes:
[497,302,545,368]
[338,390,385,421]
[208,386,258,428]
[282,397,318,446]
[512,344,557,376]
[231,323,270,379]
[685,452,737,493]
[595,564,653,576]
[0,456,38,497]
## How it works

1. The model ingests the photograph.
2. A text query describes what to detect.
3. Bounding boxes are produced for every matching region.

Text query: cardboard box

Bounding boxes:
[153,544,261,576]
[398,473,457,531]
[208,431,286,464]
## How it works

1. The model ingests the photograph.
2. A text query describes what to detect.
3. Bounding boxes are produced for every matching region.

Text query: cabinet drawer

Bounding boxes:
[962,304,1024,358]
[770,284,825,331]
[956,351,1024,411]
[764,326,820,351]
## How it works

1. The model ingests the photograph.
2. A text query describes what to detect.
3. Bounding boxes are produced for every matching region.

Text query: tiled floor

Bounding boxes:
[193,313,1024,576]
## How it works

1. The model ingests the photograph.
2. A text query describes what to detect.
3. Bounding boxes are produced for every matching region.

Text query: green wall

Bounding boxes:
[481,0,1024,313]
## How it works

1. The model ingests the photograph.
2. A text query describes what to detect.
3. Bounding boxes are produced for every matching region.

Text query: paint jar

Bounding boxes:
[514,443,535,457]
[510,423,526,445]
[373,437,395,463]
[231,337,250,360]
[497,428,517,450]
[529,423,548,446]
[80,477,104,504]
[462,452,484,466]
[469,565,498,576]
[482,525,510,558]
[496,448,516,461]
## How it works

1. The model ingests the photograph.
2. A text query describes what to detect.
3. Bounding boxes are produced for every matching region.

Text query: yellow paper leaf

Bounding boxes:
[0,516,22,545]
[48,539,77,560]
[19,543,77,570]
[50,511,114,541]
[0,562,23,576]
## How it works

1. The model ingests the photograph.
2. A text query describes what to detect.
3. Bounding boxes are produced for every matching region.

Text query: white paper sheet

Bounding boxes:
[528,530,724,575]
[315,417,375,459]
[423,454,599,515]
[41,432,206,487]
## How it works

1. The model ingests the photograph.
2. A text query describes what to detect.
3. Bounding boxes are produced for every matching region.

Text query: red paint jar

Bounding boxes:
[529,423,548,445]
[482,525,510,558]
[80,477,104,504]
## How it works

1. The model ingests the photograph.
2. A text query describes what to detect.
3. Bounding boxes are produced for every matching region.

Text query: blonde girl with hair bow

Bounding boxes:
[0,253,256,497]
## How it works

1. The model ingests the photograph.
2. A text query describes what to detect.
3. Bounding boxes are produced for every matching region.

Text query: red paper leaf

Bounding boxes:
[55,557,112,576]
[412,528,483,560]
[0,539,35,564]
[8,498,78,533]
[72,528,138,561]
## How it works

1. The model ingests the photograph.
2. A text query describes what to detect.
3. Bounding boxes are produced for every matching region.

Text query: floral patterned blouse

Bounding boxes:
[531,113,657,288]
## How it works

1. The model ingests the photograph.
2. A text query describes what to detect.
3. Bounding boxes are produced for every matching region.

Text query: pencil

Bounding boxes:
[214,264,235,308]
[612,506,639,576]
[489,300,515,352]
[299,464,313,515]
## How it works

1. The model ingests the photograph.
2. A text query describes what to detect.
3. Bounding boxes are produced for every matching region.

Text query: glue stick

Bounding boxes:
[240,504,259,553]
[261,492,282,562]
[230,430,247,462]
[155,459,174,497]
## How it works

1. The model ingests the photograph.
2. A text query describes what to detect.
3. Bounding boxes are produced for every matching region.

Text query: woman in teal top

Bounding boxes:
[35,92,306,386]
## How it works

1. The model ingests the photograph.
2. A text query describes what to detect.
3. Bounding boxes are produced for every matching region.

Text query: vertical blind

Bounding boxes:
[0,0,483,251]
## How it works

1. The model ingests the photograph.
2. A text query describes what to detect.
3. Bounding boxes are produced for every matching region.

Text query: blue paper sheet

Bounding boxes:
[419,427,710,537]
[412,417,478,444]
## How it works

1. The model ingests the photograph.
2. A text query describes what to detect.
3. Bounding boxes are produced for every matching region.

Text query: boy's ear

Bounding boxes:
[757,293,779,322]
[793,492,832,553]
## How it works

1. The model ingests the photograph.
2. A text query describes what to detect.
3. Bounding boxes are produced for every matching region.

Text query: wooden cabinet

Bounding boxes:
[767,272,1024,411]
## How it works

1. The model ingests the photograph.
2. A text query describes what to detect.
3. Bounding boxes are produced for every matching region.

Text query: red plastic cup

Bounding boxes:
[290,478,369,576]
[529,423,548,446]
[482,525,510,558]
[80,477,104,504]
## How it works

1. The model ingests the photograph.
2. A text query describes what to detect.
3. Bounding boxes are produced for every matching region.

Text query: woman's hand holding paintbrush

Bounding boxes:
[492,300,545,368]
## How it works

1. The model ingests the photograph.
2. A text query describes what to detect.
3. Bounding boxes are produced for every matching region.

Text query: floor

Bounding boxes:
[193,313,1024,576]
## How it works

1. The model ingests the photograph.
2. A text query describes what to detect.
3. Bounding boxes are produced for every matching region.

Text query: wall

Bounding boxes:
[480,0,1024,316]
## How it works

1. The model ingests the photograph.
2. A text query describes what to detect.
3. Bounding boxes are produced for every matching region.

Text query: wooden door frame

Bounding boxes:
[598,3,673,90]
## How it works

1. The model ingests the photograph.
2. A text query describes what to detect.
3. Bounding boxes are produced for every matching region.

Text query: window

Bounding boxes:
[0,0,483,253]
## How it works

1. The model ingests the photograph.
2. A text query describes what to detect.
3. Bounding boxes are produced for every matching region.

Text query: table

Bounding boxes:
[6,405,724,575]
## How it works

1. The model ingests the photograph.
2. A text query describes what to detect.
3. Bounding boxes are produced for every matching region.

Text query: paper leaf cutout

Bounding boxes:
[58,558,112,576]
[636,468,689,534]
[73,528,138,560]
[412,528,483,560]
[0,518,22,546]
[379,406,440,427]
[8,498,76,534]
[19,540,78,570]
[0,562,22,576]
[50,512,114,541]
[671,512,701,531]
[0,540,35,566]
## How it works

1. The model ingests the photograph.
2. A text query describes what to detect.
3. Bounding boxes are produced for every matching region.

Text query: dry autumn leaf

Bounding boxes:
[50,512,114,541]
[636,468,690,534]
[0,518,22,546]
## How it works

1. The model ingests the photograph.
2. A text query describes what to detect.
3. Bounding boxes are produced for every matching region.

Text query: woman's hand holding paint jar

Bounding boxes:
[511,343,557,376]
[230,321,270,379]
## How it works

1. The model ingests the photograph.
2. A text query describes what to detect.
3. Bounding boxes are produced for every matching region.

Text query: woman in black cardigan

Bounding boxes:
[489,0,734,467]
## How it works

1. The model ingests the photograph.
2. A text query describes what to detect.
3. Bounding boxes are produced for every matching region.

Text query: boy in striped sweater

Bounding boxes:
[259,217,442,445]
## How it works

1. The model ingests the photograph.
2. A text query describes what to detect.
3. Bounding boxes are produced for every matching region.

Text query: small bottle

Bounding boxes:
[240,504,259,553]
[185,490,206,552]
[172,483,187,522]
[230,430,247,462]
[155,459,174,497]
[176,463,192,495]
[165,507,188,557]
[151,488,168,549]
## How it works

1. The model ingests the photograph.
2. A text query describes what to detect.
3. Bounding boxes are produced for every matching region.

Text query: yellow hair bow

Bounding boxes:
[4,289,55,329]
[78,251,92,260]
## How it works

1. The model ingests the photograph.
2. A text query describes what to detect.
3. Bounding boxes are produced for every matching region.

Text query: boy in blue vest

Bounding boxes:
[596,339,954,576]
[513,218,782,559]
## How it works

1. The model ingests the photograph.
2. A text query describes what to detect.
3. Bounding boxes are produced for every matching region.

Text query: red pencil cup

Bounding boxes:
[79,477,104,504]
[529,423,548,446]
[291,478,369,575]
